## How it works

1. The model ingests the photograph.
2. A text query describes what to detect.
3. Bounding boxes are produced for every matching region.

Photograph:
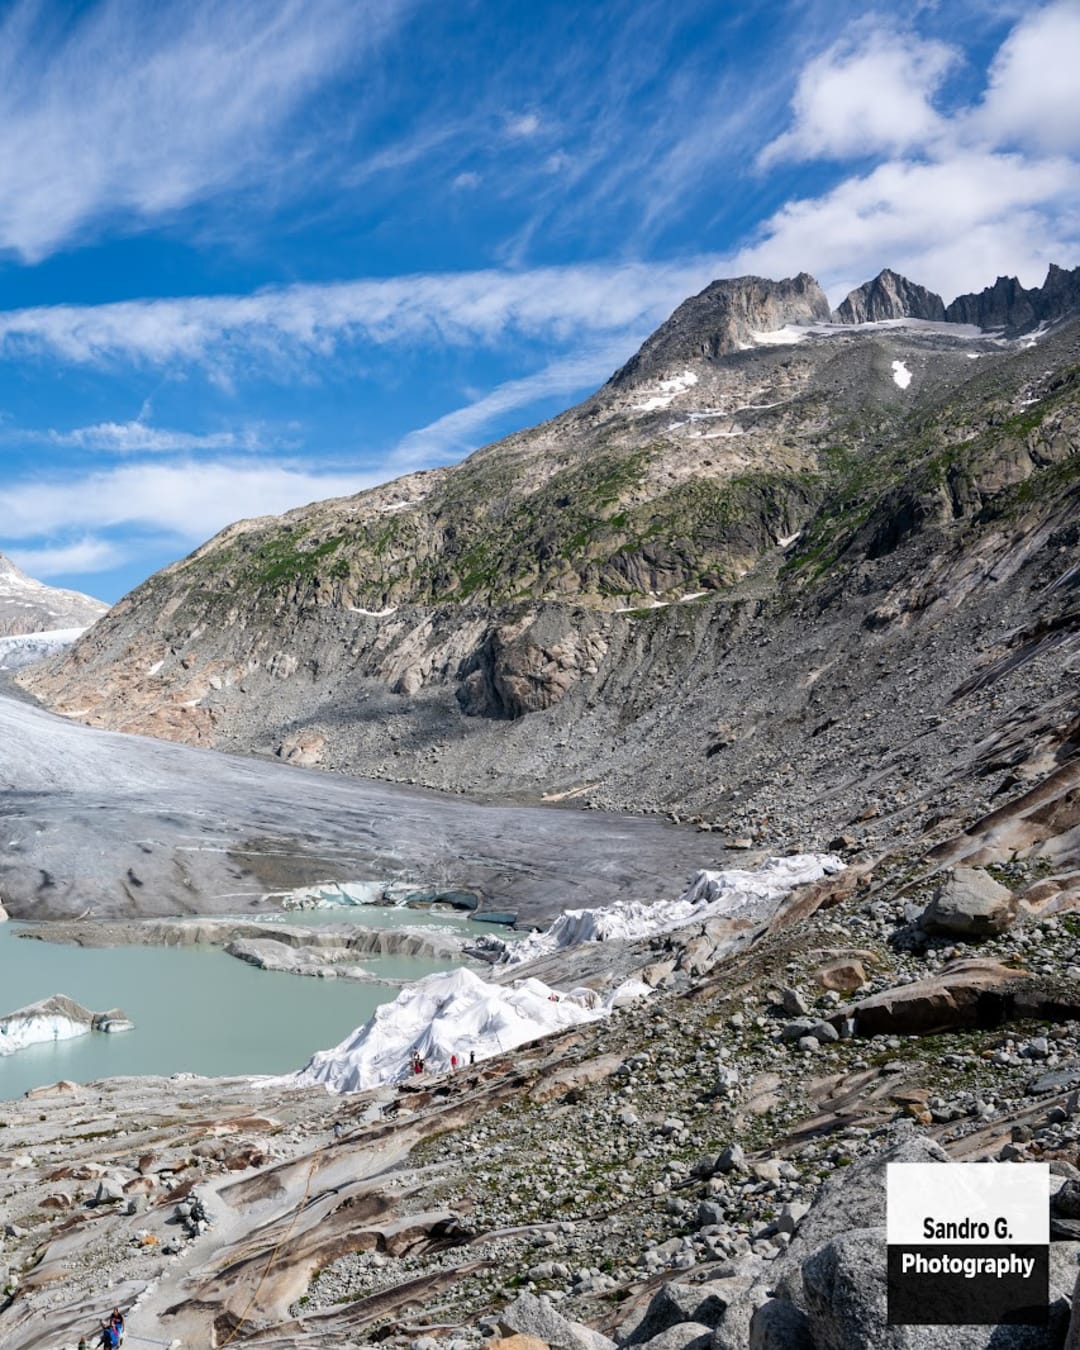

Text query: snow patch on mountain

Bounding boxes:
[632,369,698,411]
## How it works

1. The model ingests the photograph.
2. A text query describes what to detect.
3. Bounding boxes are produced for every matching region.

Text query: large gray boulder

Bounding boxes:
[801,1226,890,1348]
[919,868,1017,938]
[635,1324,712,1350]
[619,1278,752,1343]
[773,1134,950,1307]
[801,1226,1064,1348]
[748,1298,813,1348]
[499,1292,615,1350]
[711,1282,772,1350]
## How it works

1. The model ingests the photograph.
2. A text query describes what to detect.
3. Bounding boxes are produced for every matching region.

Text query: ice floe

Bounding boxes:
[0,995,133,1057]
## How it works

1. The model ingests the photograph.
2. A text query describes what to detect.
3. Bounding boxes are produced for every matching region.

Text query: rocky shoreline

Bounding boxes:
[14,916,473,982]
[5,847,1080,1346]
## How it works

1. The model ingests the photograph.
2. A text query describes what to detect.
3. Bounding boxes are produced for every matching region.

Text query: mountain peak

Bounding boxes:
[945,263,1080,331]
[832,269,946,325]
[608,271,831,389]
[0,551,108,638]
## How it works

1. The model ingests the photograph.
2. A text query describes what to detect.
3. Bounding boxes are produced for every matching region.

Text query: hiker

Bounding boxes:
[78,1338,88,1350]
[98,1320,118,1349]
[333,1121,343,1140]
[111,1306,126,1344]
[450,1053,458,1072]
[469,1049,475,1065]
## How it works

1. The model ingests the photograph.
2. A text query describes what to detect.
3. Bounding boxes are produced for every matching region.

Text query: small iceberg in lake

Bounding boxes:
[0,994,134,1057]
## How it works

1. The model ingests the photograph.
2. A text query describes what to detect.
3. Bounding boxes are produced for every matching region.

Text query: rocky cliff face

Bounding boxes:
[946,262,1080,331]
[832,267,945,324]
[0,552,107,636]
[19,265,1080,871]
[608,272,831,382]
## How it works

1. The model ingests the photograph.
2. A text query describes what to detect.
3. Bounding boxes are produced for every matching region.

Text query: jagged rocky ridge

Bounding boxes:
[18,264,1080,880]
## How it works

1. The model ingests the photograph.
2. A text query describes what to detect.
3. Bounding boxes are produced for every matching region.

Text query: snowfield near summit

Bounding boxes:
[499,853,844,966]
[297,967,614,1093]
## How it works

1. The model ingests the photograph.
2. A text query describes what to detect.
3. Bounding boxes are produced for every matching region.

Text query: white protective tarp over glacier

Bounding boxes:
[297,853,843,1094]
[501,852,844,966]
[297,967,612,1093]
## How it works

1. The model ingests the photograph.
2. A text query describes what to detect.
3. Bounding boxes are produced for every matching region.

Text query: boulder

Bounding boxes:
[802,1225,1069,1348]
[636,1324,712,1350]
[93,1177,126,1206]
[619,1278,756,1345]
[748,1298,813,1348]
[833,959,1031,1037]
[919,868,1017,938]
[711,1283,771,1350]
[813,958,866,994]
[801,1226,889,1348]
[772,1135,949,1310]
[500,1293,614,1350]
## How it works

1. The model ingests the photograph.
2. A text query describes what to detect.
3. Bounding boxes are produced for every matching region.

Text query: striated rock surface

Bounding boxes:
[832,268,946,324]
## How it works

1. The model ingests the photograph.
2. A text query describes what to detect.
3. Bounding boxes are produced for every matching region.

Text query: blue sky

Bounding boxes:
[0,0,1077,602]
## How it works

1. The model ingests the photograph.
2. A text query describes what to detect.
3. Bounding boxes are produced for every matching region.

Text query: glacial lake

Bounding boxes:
[0,909,481,1100]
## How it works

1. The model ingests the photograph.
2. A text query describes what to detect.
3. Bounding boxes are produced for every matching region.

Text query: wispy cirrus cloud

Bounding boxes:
[43,418,266,454]
[0,0,410,261]
[392,338,639,466]
[1,459,381,545]
[7,536,129,579]
[0,259,725,372]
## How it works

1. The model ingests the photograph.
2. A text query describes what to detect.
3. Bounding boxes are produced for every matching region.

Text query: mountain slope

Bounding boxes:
[20,265,1080,873]
[0,552,107,637]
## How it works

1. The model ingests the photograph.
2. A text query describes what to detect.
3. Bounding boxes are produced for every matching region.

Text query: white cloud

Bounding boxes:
[452,171,482,190]
[759,29,957,167]
[0,0,409,261]
[543,151,573,175]
[742,7,1080,302]
[393,339,639,465]
[975,1,1080,153]
[1,459,383,543]
[738,150,1077,299]
[0,260,723,372]
[506,112,541,138]
[7,536,127,578]
[46,419,263,454]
